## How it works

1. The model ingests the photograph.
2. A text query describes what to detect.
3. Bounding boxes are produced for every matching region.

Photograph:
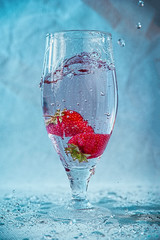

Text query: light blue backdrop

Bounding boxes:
[0,0,160,190]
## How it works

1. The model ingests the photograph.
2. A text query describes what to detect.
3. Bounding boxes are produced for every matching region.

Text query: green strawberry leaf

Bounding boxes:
[65,144,90,163]
[45,109,66,125]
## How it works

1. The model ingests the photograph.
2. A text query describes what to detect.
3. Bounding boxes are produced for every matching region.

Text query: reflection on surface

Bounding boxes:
[0,186,160,239]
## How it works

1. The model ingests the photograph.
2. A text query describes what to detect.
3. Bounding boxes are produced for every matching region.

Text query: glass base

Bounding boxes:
[47,202,113,224]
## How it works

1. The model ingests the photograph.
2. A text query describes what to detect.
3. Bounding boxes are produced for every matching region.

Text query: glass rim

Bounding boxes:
[46,30,112,39]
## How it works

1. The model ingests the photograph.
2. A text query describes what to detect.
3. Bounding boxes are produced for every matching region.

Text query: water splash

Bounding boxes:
[117,39,125,47]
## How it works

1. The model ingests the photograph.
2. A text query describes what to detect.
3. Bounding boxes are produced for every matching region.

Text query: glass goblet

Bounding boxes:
[41,30,118,220]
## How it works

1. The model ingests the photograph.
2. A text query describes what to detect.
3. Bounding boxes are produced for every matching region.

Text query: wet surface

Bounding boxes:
[0,186,160,239]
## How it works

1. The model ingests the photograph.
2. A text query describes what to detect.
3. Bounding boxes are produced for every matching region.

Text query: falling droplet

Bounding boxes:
[117,39,125,47]
[100,92,105,96]
[136,22,142,29]
[138,0,144,7]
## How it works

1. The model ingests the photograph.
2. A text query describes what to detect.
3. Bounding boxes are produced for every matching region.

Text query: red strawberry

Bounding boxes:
[64,120,94,137]
[62,109,83,122]
[45,109,93,138]
[65,133,111,162]
[45,112,63,137]
[46,122,63,138]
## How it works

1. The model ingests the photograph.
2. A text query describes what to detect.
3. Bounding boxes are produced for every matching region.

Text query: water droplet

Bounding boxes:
[136,22,142,29]
[138,0,144,7]
[100,91,105,96]
[117,39,125,47]
[84,99,87,102]
[104,112,110,116]
[77,103,80,106]
[72,219,76,223]
[39,82,42,88]
[90,88,93,92]
[39,77,43,88]
[91,231,105,237]
[62,99,66,102]
[51,103,55,106]
[43,235,52,239]
[79,233,84,237]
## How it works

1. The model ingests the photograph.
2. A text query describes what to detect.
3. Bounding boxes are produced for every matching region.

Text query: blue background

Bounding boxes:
[0,0,160,191]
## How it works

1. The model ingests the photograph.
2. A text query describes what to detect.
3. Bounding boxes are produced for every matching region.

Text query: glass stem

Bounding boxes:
[66,167,95,209]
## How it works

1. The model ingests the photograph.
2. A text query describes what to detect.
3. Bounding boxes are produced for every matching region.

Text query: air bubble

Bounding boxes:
[100,92,105,96]
[138,0,144,7]
[62,99,66,102]
[117,39,125,47]
[51,103,55,106]
[84,99,87,102]
[136,22,142,29]
[90,88,93,92]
